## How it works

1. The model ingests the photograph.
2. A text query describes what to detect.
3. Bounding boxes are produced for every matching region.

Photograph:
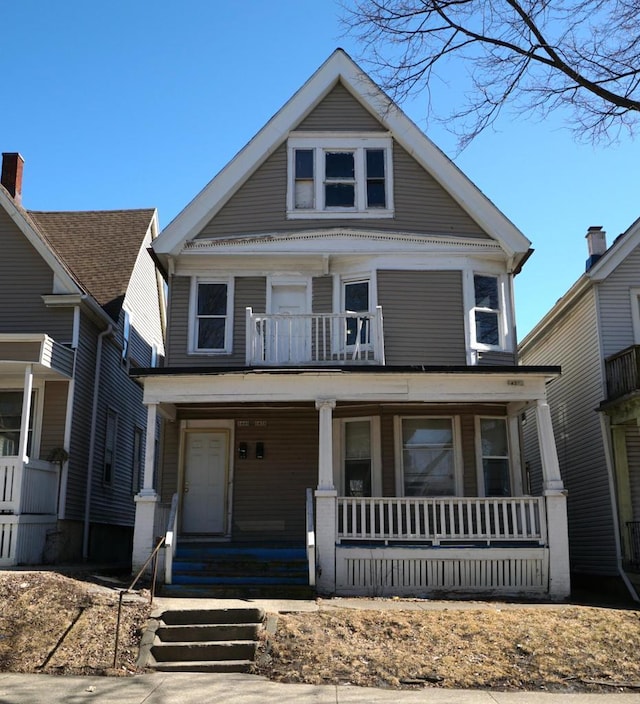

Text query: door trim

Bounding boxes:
[178,419,235,537]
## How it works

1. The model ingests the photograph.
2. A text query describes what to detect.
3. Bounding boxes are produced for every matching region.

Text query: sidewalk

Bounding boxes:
[1,672,639,704]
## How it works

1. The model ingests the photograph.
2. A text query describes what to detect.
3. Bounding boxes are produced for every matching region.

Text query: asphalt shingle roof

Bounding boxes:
[28,209,155,320]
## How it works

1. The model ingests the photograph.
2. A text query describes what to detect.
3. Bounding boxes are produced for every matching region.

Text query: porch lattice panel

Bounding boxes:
[335,547,549,596]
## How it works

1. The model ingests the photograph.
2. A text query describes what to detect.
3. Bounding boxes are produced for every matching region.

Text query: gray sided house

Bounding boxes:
[520,224,640,598]
[0,153,165,566]
[133,50,570,599]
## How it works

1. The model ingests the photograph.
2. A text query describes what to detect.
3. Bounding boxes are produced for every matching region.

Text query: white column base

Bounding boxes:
[132,493,159,575]
[315,489,337,595]
[545,490,571,600]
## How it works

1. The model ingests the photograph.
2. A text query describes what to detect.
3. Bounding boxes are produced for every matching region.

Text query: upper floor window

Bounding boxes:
[122,310,131,365]
[287,134,393,218]
[473,274,502,348]
[103,408,118,486]
[343,279,370,347]
[189,278,234,354]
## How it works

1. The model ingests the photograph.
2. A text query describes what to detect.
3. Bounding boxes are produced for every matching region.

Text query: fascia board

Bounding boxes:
[0,189,80,295]
[587,216,640,281]
[155,49,530,263]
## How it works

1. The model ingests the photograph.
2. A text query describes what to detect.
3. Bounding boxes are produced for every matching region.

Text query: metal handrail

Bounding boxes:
[113,534,166,668]
[164,493,179,585]
[306,488,316,587]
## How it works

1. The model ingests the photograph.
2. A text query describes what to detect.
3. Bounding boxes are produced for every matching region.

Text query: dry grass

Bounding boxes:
[255,604,640,693]
[0,572,150,676]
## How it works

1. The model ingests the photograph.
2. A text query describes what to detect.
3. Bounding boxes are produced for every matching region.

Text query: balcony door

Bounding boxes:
[268,281,310,363]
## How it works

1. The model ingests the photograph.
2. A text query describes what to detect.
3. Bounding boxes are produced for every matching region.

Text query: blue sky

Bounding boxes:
[3,0,637,338]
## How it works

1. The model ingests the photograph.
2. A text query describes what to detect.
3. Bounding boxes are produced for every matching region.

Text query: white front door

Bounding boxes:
[182,430,229,534]
[269,284,309,363]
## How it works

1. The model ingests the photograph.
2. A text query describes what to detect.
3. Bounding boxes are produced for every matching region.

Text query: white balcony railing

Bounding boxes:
[337,496,547,545]
[0,456,59,515]
[246,307,385,366]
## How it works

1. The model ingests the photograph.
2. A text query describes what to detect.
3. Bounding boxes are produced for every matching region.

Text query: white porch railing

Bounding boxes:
[0,457,58,515]
[246,307,385,365]
[337,496,547,545]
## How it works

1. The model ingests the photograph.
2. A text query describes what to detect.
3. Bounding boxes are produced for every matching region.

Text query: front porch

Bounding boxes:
[132,367,570,599]
[0,334,73,566]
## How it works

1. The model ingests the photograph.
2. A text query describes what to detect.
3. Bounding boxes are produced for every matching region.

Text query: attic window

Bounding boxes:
[287,134,393,218]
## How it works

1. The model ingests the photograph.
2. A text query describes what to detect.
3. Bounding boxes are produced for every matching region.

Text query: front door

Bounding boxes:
[182,430,229,534]
[269,284,309,363]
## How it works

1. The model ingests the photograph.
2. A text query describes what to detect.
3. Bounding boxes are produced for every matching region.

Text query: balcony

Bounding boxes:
[246,307,385,366]
[605,345,640,401]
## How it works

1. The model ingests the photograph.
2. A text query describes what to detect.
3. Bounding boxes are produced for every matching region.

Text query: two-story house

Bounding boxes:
[132,50,570,599]
[520,223,640,599]
[0,153,165,567]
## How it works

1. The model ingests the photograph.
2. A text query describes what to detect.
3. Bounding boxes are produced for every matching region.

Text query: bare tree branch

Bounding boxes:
[342,0,640,147]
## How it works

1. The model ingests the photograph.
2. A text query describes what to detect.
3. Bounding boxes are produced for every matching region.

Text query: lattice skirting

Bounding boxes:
[335,546,549,597]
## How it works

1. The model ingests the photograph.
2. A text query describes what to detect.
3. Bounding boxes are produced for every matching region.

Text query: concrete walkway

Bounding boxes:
[1,672,639,704]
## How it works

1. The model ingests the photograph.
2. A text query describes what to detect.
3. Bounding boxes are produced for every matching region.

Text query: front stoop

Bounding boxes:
[138,607,265,673]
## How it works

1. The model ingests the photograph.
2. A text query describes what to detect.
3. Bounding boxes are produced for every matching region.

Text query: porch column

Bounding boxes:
[132,402,159,574]
[315,398,337,595]
[18,364,33,463]
[535,399,570,599]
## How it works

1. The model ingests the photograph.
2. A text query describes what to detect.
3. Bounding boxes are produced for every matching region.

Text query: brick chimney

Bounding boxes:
[585,225,607,271]
[1,152,24,205]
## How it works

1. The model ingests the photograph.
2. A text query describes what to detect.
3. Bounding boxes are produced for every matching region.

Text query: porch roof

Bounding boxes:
[0,334,74,379]
[132,365,560,408]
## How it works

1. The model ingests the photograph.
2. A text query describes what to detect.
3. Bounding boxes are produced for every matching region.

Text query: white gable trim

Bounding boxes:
[0,189,80,295]
[587,216,640,281]
[154,50,530,260]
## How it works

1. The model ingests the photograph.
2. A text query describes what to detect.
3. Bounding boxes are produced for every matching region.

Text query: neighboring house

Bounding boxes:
[132,50,569,599]
[0,153,165,566]
[520,223,640,598]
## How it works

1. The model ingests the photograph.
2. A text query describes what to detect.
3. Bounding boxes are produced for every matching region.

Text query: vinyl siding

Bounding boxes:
[39,380,68,460]
[295,82,386,131]
[312,276,332,313]
[167,276,266,368]
[597,244,640,358]
[122,228,165,366]
[156,402,508,540]
[196,82,488,241]
[377,270,466,365]
[478,351,517,366]
[0,207,73,341]
[520,289,618,575]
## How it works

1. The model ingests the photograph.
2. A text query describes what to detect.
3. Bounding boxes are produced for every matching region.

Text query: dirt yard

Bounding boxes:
[2,570,640,693]
[0,571,150,675]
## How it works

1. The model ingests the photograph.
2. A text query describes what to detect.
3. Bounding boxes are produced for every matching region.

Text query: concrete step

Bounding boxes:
[156,623,261,642]
[140,607,266,674]
[151,640,257,662]
[151,659,254,673]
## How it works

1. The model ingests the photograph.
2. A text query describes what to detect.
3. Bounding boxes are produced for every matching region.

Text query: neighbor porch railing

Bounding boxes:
[0,457,58,514]
[246,307,385,365]
[306,488,316,586]
[605,345,640,401]
[164,493,179,585]
[337,496,547,545]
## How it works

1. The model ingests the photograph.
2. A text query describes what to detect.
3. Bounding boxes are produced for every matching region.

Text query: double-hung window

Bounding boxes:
[190,279,233,354]
[0,391,33,457]
[288,135,393,217]
[103,409,118,486]
[343,279,370,347]
[399,417,459,496]
[477,417,511,496]
[473,274,502,348]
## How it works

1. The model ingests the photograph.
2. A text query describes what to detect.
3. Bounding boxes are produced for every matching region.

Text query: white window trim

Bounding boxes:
[286,134,394,218]
[394,415,463,497]
[474,415,513,497]
[188,277,234,355]
[0,380,44,460]
[122,309,131,366]
[332,416,382,496]
[332,272,376,355]
[466,271,511,355]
